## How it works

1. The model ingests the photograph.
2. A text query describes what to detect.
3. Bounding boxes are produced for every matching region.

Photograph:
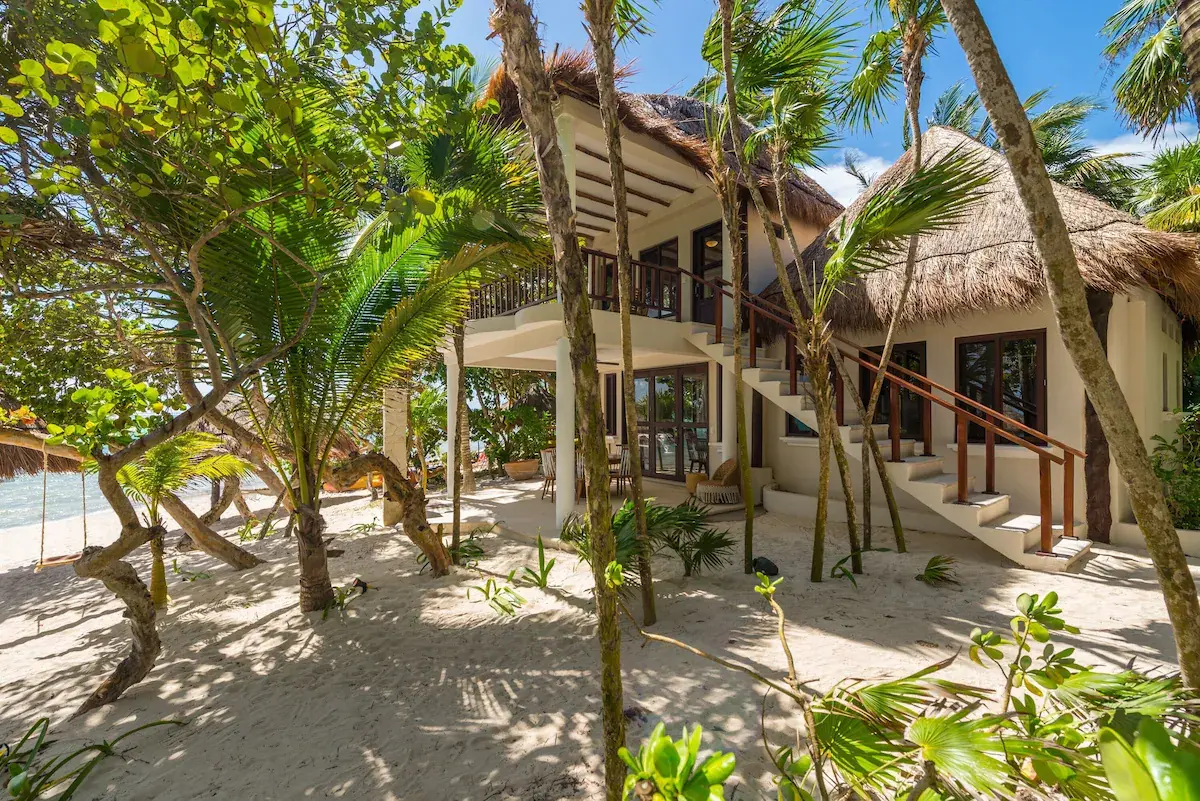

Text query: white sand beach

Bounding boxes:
[0,487,1195,800]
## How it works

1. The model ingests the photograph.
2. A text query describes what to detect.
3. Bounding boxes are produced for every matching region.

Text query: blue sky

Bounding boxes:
[444,0,1196,204]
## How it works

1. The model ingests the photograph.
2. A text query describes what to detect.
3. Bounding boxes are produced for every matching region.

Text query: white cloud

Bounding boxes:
[1088,123,1198,166]
[803,148,893,207]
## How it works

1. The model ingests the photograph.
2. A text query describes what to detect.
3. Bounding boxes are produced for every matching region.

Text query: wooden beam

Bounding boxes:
[577,204,616,223]
[578,221,610,234]
[575,144,695,193]
[577,190,649,216]
[576,170,671,207]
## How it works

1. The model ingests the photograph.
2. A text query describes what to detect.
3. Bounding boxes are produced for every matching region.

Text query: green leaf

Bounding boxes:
[700,752,736,785]
[0,95,22,117]
[18,59,45,79]
[0,126,16,145]
[1100,728,1162,801]
[1133,719,1200,801]
[408,186,436,215]
[652,733,680,778]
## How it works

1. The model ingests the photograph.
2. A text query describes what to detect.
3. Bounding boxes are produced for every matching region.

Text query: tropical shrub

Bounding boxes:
[1151,405,1200,528]
[471,405,552,469]
[630,577,1200,800]
[618,723,736,800]
[565,499,736,579]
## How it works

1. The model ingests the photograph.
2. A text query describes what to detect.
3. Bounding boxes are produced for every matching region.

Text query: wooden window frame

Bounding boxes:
[604,373,618,436]
[954,328,1048,443]
[633,362,711,480]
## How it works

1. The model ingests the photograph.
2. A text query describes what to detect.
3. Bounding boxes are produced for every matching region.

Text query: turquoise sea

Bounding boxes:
[0,472,266,531]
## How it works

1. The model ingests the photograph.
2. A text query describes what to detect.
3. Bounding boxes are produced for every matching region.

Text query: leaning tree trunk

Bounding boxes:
[585,0,657,625]
[72,546,162,717]
[331,453,452,576]
[809,351,834,583]
[1177,1,1200,115]
[942,0,1200,688]
[490,2,625,796]
[200,474,243,525]
[1086,289,1114,543]
[149,531,168,609]
[159,492,263,570]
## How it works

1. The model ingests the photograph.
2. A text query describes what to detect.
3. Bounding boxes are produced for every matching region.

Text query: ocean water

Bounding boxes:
[0,472,265,531]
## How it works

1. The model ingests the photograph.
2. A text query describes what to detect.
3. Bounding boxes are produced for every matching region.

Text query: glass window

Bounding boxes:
[683,373,706,423]
[634,377,650,423]
[655,374,676,422]
[655,429,678,475]
[956,331,1045,443]
[786,414,817,438]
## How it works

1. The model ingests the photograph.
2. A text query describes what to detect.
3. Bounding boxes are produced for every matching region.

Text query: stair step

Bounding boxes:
[846,423,889,443]
[1020,536,1092,571]
[893,454,944,480]
[909,472,975,502]
[957,492,1011,524]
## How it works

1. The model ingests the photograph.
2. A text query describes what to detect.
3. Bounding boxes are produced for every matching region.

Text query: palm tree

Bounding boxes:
[115,432,253,607]
[490,3,629,797]
[582,0,658,627]
[1137,138,1200,229]
[839,0,947,556]
[408,387,447,492]
[928,84,1140,209]
[1102,0,1194,136]
[941,0,1200,690]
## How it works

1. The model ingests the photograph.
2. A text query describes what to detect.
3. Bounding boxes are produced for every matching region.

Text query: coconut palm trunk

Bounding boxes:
[941,0,1200,688]
[1177,1,1200,112]
[453,324,467,557]
[716,0,859,570]
[490,2,625,795]
[583,0,657,627]
[148,532,168,609]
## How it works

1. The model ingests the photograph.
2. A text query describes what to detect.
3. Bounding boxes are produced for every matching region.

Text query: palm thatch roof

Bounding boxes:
[0,391,80,482]
[760,126,1200,333]
[483,50,843,228]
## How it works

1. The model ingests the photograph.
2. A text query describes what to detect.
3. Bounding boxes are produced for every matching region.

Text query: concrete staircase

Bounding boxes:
[687,326,1091,571]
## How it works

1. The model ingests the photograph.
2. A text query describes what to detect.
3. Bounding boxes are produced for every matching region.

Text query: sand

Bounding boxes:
[0,486,1196,800]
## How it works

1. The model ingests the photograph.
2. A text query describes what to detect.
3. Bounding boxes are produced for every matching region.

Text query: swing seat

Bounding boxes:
[35,553,83,572]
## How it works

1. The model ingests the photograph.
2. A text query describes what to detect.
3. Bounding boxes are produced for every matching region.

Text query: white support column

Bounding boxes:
[556,337,576,528]
[382,384,409,526]
[722,366,737,463]
[446,352,460,501]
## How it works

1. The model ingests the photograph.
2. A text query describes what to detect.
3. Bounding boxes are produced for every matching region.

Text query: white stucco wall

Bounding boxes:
[761,292,1185,532]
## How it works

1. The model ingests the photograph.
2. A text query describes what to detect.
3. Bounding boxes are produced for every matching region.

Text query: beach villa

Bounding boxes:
[384,60,1200,573]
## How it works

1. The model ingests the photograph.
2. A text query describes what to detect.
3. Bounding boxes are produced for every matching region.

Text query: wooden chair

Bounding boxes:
[540,449,556,501]
[610,445,631,494]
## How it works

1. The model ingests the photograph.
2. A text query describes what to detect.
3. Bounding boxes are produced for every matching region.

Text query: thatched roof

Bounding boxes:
[760,126,1200,332]
[483,51,843,228]
[0,391,80,482]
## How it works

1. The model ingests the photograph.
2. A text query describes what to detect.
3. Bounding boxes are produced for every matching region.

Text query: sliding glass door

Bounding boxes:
[633,364,710,480]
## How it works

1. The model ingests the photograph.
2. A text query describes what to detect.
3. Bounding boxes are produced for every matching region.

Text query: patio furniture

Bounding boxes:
[540,449,556,501]
[685,471,707,496]
[610,446,631,494]
[685,429,707,473]
[695,458,741,505]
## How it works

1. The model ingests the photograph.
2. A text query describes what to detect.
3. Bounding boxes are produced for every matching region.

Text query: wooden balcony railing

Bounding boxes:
[468,260,557,320]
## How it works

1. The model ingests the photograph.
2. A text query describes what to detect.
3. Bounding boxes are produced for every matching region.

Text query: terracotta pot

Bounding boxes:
[503,458,541,481]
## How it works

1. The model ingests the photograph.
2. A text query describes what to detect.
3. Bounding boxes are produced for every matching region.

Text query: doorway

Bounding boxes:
[632,364,710,480]
[692,222,722,325]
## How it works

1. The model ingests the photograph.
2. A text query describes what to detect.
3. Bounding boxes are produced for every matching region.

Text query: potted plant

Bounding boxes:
[472,405,552,481]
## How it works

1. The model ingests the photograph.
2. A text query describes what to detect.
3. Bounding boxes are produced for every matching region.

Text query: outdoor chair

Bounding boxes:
[609,445,631,494]
[540,449,556,501]
[694,458,741,505]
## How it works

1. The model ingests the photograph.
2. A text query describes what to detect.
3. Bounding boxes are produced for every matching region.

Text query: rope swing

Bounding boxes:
[34,442,84,572]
